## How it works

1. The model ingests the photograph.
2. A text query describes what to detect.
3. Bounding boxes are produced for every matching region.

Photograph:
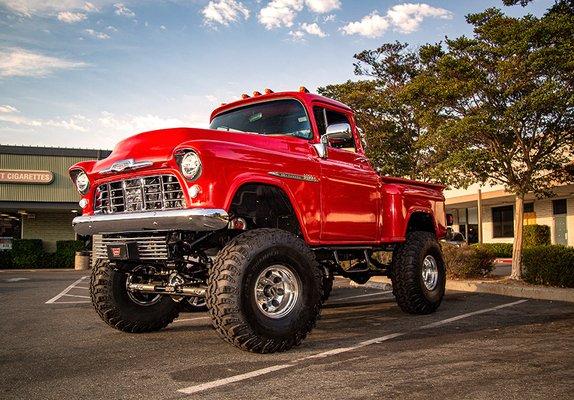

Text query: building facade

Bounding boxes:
[0,146,110,252]
[445,183,574,247]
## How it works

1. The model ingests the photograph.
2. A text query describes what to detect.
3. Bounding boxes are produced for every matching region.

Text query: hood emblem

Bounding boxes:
[100,159,153,174]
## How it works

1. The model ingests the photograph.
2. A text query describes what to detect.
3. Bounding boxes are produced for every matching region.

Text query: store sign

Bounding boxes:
[0,237,12,250]
[0,169,54,184]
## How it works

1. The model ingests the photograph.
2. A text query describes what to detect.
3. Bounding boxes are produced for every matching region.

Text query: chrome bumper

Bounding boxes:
[72,208,229,235]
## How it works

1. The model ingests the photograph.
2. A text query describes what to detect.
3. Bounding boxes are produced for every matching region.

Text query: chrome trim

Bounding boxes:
[100,159,153,174]
[268,171,319,183]
[94,174,185,214]
[73,208,229,235]
[313,143,328,159]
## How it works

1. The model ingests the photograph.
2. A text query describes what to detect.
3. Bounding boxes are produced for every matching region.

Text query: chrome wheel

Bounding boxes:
[254,265,300,319]
[126,266,162,306]
[422,255,439,291]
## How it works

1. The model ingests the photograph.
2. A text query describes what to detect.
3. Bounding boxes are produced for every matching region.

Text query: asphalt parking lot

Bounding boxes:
[1,270,573,400]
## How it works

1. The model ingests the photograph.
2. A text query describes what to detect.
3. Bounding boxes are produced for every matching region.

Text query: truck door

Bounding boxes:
[313,105,380,243]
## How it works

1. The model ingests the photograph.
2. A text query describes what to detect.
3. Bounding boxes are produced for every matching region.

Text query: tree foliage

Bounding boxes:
[410,7,574,196]
[318,43,446,181]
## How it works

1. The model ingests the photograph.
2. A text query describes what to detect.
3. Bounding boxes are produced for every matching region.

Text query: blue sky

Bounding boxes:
[0,0,553,149]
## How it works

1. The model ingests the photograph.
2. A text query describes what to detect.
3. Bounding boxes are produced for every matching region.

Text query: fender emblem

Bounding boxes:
[100,159,153,174]
[269,171,319,182]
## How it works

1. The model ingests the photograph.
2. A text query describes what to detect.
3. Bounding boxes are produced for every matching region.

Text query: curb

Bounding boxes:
[0,268,77,273]
[348,276,574,303]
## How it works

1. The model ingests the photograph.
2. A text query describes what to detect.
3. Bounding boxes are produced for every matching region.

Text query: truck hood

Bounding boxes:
[91,127,214,174]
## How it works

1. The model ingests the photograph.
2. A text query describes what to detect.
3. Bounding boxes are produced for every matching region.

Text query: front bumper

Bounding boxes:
[72,208,229,235]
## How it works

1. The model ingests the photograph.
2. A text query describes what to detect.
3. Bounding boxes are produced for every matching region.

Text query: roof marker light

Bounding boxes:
[253,91,262,97]
[241,93,250,99]
[299,86,310,93]
[264,88,274,94]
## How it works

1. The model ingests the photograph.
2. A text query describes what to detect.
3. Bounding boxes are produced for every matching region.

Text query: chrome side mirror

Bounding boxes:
[313,143,328,159]
[325,123,352,139]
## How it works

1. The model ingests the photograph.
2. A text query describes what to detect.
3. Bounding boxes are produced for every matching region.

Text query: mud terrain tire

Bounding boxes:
[391,231,446,314]
[207,228,323,353]
[90,259,179,333]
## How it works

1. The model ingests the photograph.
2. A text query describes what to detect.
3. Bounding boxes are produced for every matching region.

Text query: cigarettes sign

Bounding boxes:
[0,169,54,184]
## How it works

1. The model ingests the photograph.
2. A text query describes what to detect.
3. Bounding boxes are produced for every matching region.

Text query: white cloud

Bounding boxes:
[342,3,453,38]
[98,112,185,133]
[113,3,134,17]
[0,105,18,113]
[300,22,326,36]
[84,28,110,39]
[0,1,108,15]
[288,30,305,41]
[57,11,87,23]
[106,25,118,32]
[83,1,99,12]
[305,0,340,13]
[386,3,452,33]
[258,0,339,30]
[160,25,166,30]
[259,0,304,29]
[0,47,87,78]
[0,112,88,131]
[202,0,249,26]
[323,13,335,22]
[341,12,389,38]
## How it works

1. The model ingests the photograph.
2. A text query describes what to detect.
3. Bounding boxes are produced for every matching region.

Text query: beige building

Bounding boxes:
[445,183,574,247]
[0,145,110,252]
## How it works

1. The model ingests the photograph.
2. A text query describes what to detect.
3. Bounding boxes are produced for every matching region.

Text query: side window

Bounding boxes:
[314,107,356,153]
[313,107,327,137]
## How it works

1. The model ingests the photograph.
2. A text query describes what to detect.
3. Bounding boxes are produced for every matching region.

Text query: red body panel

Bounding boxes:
[70,91,446,246]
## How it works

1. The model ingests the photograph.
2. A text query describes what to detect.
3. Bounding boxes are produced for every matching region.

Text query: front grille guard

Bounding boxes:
[94,174,185,214]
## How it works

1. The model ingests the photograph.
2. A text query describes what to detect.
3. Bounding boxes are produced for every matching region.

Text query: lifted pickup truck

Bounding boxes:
[70,88,447,353]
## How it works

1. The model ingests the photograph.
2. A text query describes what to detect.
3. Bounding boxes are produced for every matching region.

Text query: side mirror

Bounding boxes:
[446,213,454,226]
[323,123,352,145]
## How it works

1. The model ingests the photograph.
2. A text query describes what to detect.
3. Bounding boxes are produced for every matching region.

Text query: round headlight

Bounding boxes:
[180,151,202,180]
[75,171,90,194]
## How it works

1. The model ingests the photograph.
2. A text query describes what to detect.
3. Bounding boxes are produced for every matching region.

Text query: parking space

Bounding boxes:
[0,270,573,399]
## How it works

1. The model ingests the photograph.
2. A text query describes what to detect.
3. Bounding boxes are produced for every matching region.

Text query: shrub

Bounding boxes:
[523,245,574,288]
[55,240,86,268]
[0,250,13,269]
[473,243,513,258]
[443,243,496,279]
[42,252,62,269]
[11,239,44,268]
[523,224,551,247]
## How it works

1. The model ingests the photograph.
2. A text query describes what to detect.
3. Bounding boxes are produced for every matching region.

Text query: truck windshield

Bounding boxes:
[210,99,312,140]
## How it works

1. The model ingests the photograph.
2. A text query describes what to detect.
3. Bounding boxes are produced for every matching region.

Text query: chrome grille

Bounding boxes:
[92,234,169,262]
[94,175,185,214]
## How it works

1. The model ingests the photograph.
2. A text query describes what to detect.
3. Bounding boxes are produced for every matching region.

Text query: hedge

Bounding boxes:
[473,243,513,258]
[442,243,496,279]
[0,239,86,269]
[56,240,86,268]
[11,239,44,268]
[523,245,574,288]
[0,250,13,269]
[523,224,551,247]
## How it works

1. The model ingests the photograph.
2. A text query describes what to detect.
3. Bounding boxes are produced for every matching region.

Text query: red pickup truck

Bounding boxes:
[70,88,447,353]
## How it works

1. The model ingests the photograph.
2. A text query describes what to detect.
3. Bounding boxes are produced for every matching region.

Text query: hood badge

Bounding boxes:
[101,159,153,174]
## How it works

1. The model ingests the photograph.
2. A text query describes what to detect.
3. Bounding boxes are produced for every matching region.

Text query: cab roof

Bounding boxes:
[210,90,353,122]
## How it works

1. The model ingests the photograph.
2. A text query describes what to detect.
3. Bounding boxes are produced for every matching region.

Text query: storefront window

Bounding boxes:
[492,205,514,238]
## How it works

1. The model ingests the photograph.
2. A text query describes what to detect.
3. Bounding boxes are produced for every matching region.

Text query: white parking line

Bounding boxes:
[61,294,90,299]
[5,277,30,282]
[45,276,89,304]
[173,316,211,323]
[177,299,527,395]
[332,291,393,302]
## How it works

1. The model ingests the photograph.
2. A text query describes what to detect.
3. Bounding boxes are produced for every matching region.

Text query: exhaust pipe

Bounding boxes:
[127,283,206,297]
